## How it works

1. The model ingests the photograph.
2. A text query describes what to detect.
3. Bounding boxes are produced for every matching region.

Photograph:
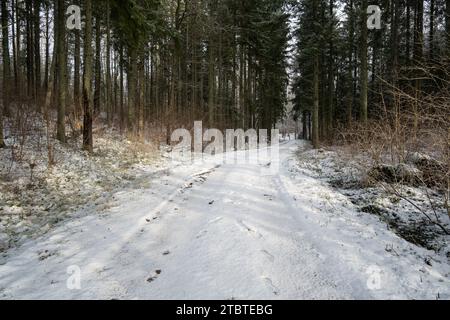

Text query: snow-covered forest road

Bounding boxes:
[0,141,448,300]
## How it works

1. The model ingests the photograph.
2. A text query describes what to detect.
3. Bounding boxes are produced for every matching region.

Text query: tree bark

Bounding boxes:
[83,0,94,152]
[106,0,112,125]
[11,0,18,92]
[119,46,124,132]
[208,37,215,127]
[44,5,50,94]
[327,0,334,137]
[74,0,81,125]
[15,0,21,95]
[429,0,435,61]
[346,0,354,127]
[359,0,368,124]
[34,0,41,106]
[128,48,138,133]
[413,0,423,134]
[313,55,320,148]
[25,0,35,99]
[94,15,101,115]
[1,0,11,148]
[56,0,67,143]
[312,0,320,148]
[446,0,450,54]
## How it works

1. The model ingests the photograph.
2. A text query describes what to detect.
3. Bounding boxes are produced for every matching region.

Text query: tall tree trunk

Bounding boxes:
[406,1,411,64]
[413,0,423,134]
[119,46,124,132]
[138,56,145,136]
[312,0,320,148]
[391,0,399,79]
[25,0,34,99]
[327,0,334,137]
[359,0,368,124]
[106,0,112,125]
[44,5,50,94]
[44,43,56,166]
[34,0,41,106]
[313,55,320,148]
[11,0,18,93]
[346,0,354,127]
[429,0,434,62]
[1,0,11,148]
[446,0,450,54]
[15,0,21,95]
[94,15,101,115]
[83,0,94,152]
[128,48,138,133]
[56,0,67,143]
[208,38,215,127]
[73,0,81,127]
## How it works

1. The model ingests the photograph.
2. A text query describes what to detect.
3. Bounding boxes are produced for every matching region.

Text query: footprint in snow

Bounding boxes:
[196,230,208,239]
[236,220,263,238]
[261,250,275,262]
[262,277,280,296]
[146,270,162,283]
[208,217,223,225]
[38,249,57,261]
[145,216,158,223]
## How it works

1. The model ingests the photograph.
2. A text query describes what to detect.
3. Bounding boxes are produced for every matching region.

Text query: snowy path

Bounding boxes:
[0,141,449,300]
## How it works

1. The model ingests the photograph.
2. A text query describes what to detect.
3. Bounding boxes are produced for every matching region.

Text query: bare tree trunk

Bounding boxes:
[119,46,124,132]
[44,5,50,94]
[83,0,94,152]
[11,0,18,93]
[359,0,368,124]
[15,0,21,96]
[128,48,138,133]
[406,2,411,64]
[106,0,112,126]
[1,0,11,148]
[391,0,399,77]
[313,55,320,149]
[327,0,334,137]
[138,56,145,136]
[25,0,35,100]
[413,0,424,134]
[94,15,101,115]
[74,0,81,127]
[429,0,435,62]
[56,0,67,143]
[34,0,41,107]
[208,38,215,127]
[346,0,354,127]
[446,0,450,54]
[44,49,56,166]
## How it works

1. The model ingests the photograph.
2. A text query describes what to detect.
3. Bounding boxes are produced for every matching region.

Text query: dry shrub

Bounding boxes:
[335,64,450,219]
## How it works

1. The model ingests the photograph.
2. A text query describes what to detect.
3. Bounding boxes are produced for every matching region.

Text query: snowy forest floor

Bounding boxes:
[0,128,449,299]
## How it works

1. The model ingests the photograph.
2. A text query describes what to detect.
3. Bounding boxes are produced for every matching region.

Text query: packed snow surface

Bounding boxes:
[0,140,449,299]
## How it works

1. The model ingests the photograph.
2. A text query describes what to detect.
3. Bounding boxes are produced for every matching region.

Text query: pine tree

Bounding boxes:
[83,0,94,152]
[56,0,67,143]
[359,0,368,124]
[1,0,10,148]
